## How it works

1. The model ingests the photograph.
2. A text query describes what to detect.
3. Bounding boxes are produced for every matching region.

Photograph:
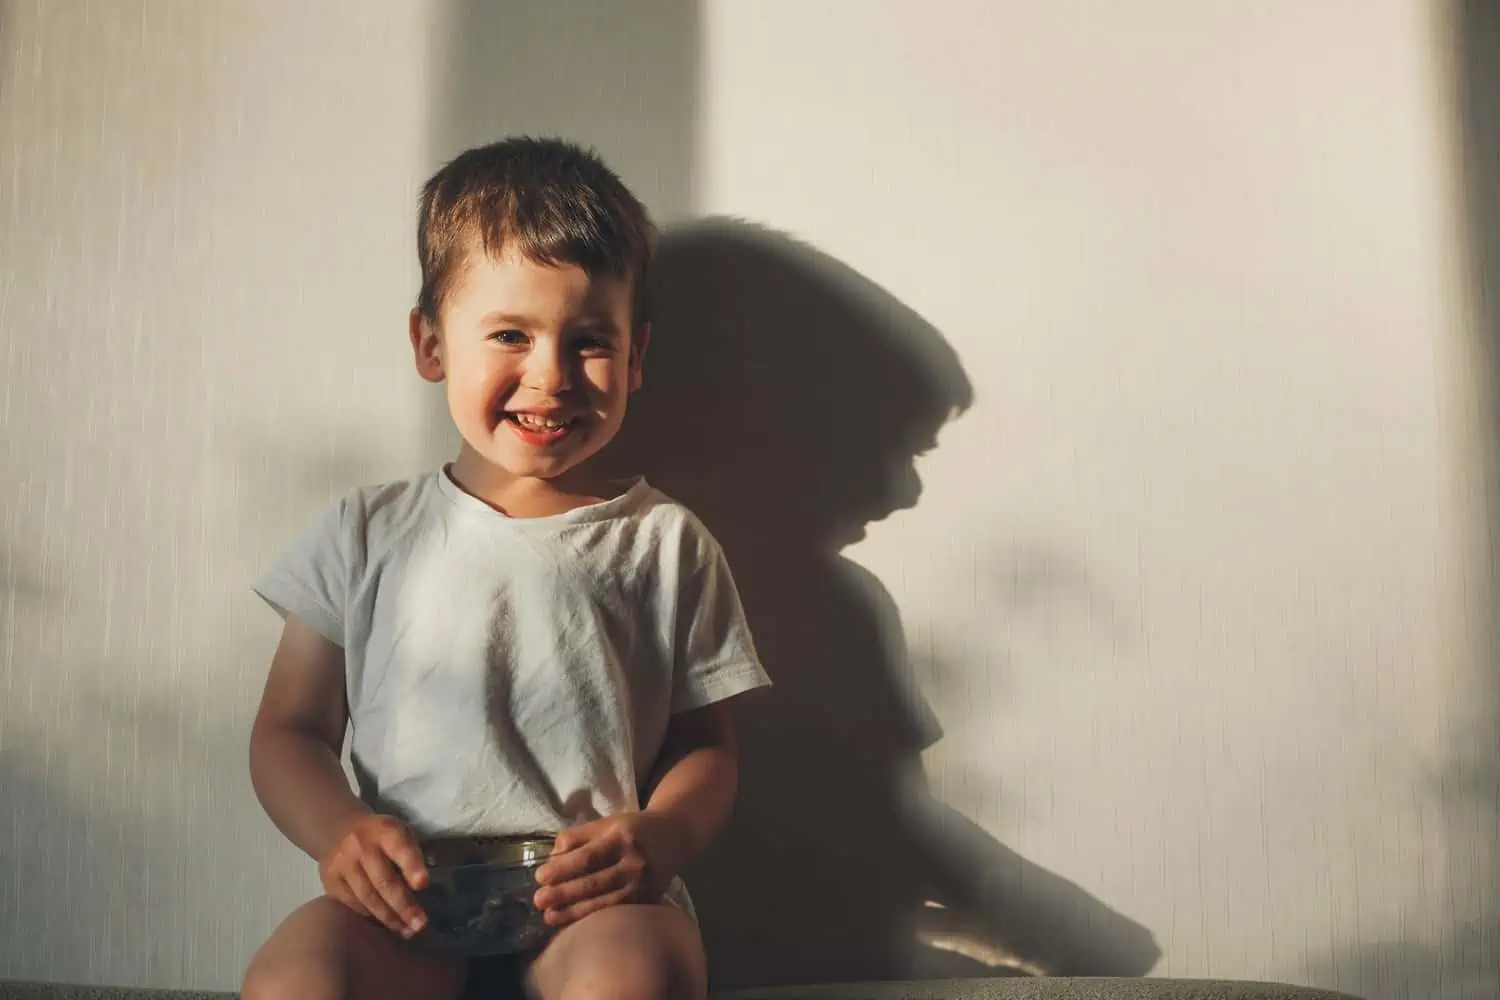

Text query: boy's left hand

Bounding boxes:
[532,811,686,926]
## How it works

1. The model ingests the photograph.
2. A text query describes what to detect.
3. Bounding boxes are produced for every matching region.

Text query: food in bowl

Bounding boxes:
[413,835,556,956]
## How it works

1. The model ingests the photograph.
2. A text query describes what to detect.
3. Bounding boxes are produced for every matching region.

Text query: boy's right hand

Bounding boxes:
[318,813,430,939]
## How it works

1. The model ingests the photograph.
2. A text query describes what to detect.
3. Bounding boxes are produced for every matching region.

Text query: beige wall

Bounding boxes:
[691,4,1494,1000]
[0,0,435,987]
[2,2,1496,999]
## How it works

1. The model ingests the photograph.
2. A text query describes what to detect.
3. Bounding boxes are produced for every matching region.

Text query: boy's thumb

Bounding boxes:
[383,829,429,888]
[553,828,584,854]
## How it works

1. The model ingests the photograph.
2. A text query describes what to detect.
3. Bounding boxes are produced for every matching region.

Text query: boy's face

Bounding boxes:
[410,246,646,484]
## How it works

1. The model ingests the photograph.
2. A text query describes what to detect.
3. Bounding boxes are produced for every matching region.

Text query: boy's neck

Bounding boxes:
[447,447,622,518]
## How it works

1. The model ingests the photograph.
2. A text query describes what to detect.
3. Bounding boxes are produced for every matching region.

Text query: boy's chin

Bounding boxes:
[488,455,579,481]
[475,440,595,482]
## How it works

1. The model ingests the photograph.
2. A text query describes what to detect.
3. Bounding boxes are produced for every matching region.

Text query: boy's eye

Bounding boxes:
[491,329,528,346]
[574,333,615,355]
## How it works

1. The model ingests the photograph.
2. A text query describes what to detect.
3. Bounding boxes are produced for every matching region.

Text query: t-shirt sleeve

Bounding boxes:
[252,496,354,647]
[671,523,772,714]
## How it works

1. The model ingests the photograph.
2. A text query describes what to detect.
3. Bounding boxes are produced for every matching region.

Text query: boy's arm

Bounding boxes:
[249,615,430,938]
[640,702,739,867]
[532,701,741,925]
[249,615,368,859]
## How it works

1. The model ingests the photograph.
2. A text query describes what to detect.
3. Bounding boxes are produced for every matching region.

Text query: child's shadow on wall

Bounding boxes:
[602,219,1161,989]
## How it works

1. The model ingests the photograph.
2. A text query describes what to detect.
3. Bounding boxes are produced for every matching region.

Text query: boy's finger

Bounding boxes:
[544,886,632,928]
[380,827,430,890]
[329,884,372,919]
[537,837,614,885]
[533,864,628,912]
[551,825,591,855]
[360,852,427,934]
[344,868,408,937]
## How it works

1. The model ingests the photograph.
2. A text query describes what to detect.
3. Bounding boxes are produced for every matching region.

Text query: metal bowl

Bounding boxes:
[413,835,556,957]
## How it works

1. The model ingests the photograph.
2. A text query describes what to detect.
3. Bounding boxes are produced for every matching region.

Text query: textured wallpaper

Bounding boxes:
[2,3,1498,999]
[0,0,438,987]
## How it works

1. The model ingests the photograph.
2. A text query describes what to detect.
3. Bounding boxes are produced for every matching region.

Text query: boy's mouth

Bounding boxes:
[503,410,578,446]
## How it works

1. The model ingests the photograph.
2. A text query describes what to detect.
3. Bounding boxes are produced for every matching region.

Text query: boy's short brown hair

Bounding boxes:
[416,137,657,328]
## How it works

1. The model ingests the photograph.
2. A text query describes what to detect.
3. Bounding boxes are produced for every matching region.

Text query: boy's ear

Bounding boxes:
[410,308,445,383]
[628,322,651,392]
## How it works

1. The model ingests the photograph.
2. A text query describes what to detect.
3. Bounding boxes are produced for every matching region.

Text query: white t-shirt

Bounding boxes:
[253,469,770,914]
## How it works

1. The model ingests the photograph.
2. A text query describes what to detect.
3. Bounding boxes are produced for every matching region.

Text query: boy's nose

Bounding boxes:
[522,348,572,394]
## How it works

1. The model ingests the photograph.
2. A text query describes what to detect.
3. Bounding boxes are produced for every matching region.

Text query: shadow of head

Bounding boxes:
[604,218,974,551]
[593,219,1165,987]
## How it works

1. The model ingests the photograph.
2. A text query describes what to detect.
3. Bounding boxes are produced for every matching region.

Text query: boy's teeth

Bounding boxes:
[514,413,567,430]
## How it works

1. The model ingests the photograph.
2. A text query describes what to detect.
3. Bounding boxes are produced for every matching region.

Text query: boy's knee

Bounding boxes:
[556,959,662,1000]
[557,946,701,1000]
[242,952,348,1000]
[534,905,706,1000]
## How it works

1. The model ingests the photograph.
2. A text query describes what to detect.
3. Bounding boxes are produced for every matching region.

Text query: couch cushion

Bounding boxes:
[0,978,1363,1000]
[723,979,1363,1000]
[0,985,231,1000]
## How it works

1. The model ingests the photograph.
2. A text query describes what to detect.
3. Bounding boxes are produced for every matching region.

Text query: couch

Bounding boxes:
[0,978,1366,1000]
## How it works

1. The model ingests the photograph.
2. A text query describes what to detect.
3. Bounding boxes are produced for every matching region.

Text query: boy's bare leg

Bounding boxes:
[243,896,468,1000]
[524,904,706,1000]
